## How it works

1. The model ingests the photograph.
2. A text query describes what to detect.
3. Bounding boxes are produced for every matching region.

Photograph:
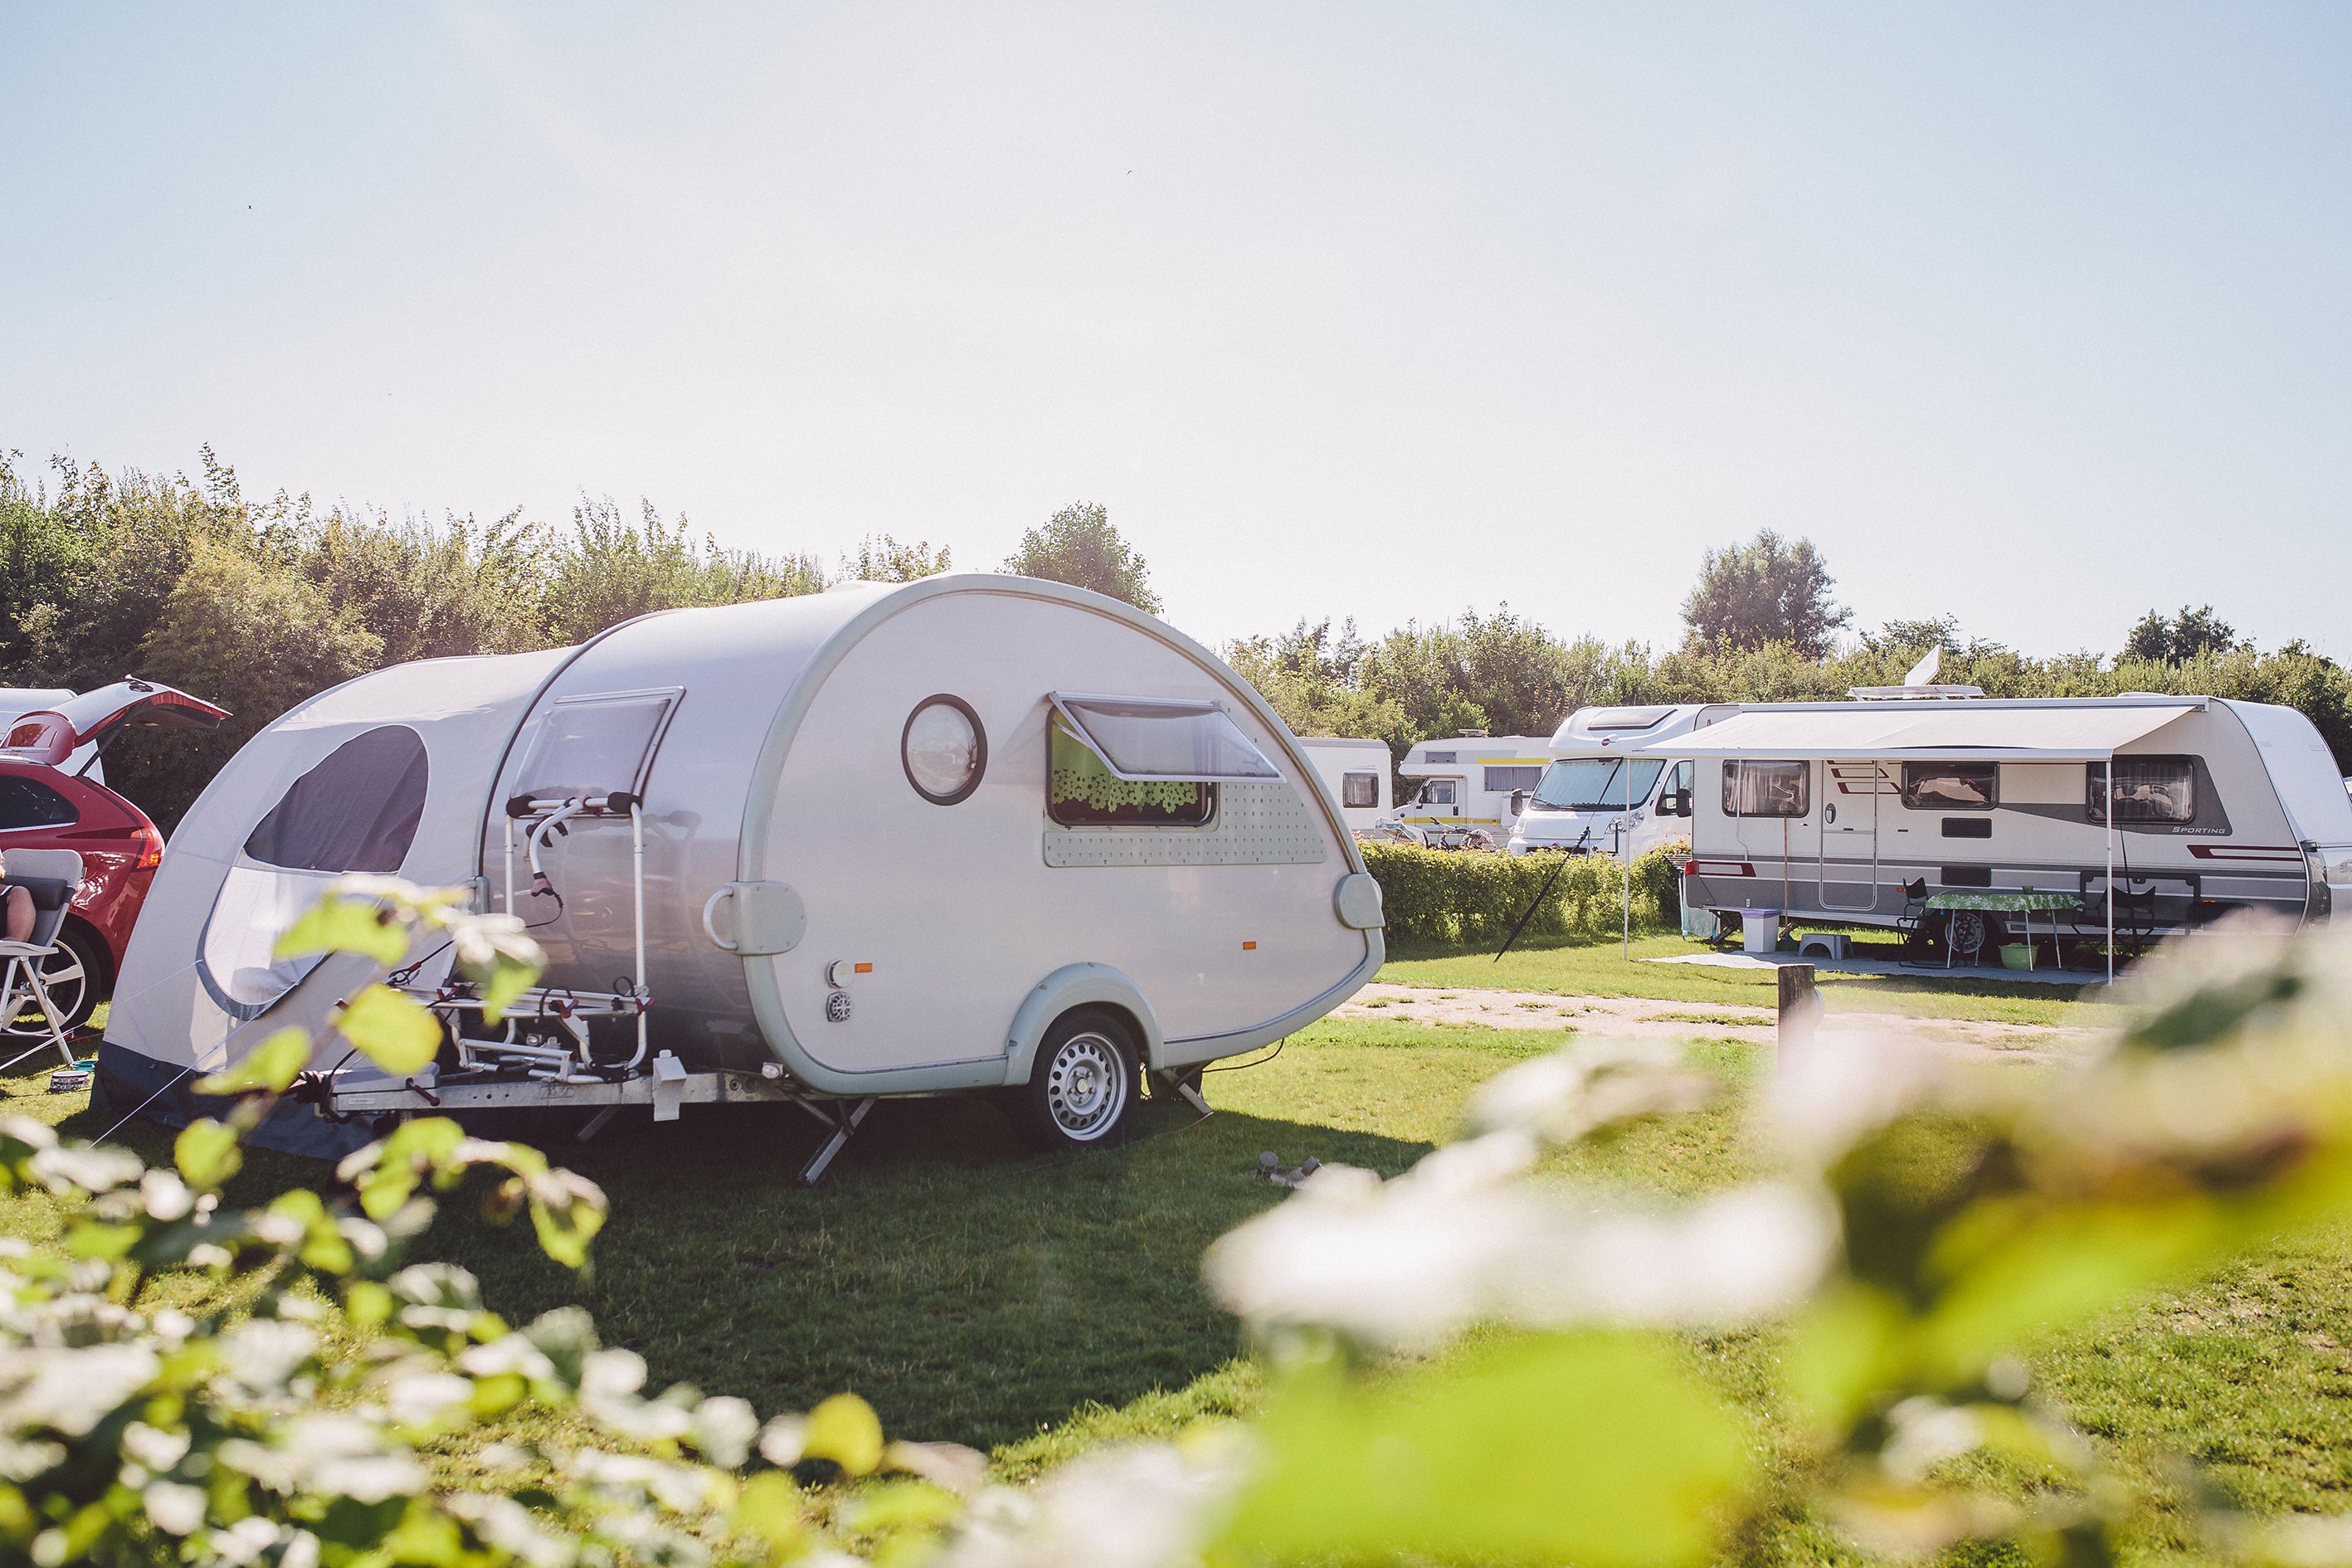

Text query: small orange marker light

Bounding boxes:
[854,962,874,974]
[1242,941,1257,951]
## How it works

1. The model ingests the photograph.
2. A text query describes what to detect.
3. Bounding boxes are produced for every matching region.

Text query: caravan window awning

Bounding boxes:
[1635,702,2202,762]
[1048,694,1281,782]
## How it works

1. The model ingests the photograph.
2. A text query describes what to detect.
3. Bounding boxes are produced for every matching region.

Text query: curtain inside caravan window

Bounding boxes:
[243,727,429,874]
[1721,760,1810,818]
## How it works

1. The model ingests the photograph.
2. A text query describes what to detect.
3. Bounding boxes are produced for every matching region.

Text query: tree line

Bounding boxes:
[3,445,2342,828]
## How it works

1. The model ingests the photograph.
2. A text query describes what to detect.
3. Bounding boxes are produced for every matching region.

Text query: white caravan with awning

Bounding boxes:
[96,574,1386,1173]
[1641,694,2352,972]
[1508,704,1714,859]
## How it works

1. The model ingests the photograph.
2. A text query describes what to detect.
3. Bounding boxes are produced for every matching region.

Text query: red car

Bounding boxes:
[0,681,229,1037]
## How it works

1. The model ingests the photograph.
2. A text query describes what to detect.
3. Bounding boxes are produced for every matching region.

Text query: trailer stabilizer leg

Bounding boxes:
[1151,1069,1213,1120]
[795,1098,875,1186]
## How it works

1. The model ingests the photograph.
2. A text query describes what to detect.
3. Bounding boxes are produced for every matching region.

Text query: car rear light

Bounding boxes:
[132,825,163,870]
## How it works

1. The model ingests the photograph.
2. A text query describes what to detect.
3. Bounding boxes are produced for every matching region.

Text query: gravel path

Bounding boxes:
[1334,981,2099,1059]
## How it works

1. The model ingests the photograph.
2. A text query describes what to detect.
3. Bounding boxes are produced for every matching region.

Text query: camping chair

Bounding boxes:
[0,850,85,1076]
[1893,878,1931,953]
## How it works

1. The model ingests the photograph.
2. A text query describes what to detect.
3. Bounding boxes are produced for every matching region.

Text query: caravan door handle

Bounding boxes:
[701,886,740,952]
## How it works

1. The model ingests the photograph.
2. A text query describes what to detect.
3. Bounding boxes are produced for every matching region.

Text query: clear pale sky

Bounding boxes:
[2,4,2345,657]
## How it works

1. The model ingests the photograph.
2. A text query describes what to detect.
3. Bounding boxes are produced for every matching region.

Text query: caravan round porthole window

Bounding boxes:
[902,695,985,805]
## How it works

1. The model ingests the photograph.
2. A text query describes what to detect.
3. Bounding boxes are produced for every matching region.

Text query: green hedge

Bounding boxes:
[1361,841,1686,946]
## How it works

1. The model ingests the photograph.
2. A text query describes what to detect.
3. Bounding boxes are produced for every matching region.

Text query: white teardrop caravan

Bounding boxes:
[96,575,1386,1172]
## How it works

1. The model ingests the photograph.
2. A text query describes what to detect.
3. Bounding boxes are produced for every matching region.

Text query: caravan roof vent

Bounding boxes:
[1848,684,1986,702]
[1585,705,1676,730]
[1458,729,1489,738]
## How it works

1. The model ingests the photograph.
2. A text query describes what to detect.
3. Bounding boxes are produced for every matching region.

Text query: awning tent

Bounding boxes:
[96,648,575,1156]
[1635,701,2201,762]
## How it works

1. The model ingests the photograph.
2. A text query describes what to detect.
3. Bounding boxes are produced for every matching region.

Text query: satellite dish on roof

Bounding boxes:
[1905,645,1941,687]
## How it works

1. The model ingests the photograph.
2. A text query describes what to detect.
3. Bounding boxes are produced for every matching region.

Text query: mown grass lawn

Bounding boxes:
[10,956,2350,1561]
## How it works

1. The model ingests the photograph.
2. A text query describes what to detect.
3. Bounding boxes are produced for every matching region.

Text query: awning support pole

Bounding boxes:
[1622,757,1633,959]
[2106,759,2116,986]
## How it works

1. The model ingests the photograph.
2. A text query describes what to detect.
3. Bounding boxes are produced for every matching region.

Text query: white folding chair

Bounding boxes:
[0,850,86,1075]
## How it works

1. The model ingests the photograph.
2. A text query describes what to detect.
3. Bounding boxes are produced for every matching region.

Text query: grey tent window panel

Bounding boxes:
[1342,772,1380,808]
[514,690,680,801]
[1047,694,1279,782]
[244,726,429,874]
[0,777,75,830]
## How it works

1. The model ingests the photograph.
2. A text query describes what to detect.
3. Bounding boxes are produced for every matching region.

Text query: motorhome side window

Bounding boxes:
[1483,766,1542,792]
[1342,772,1380,809]
[1722,760,1809,818]
[1045,693,1281,827]
[2090,757,2197,824]
[1419,779,1457,806]
[1902,762,1997,810]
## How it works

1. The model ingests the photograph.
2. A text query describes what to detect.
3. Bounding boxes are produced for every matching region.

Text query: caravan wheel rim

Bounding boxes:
[1045,1033,1127,1140]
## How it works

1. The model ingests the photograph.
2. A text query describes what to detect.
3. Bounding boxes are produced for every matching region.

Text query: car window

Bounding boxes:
[0,776,76,830]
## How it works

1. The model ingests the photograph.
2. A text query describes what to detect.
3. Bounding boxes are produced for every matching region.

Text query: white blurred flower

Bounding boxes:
[939,1440,1239,1568]
[216,1320,318,1397]
[1763,1025,1945,1168]
[0,1343,159,1436]
[689,1394,757,1468]
[122,1420,191,1473]
[382,1371,472,1429]
[447,1494,570,1568]
[1469,1038,1714,1144]
[143,1478,207,1536]
[1880,1397,1986,1483]
[1205,1133,1836,1347]
[29,1142,144,1196]
[139,1169,194,1222]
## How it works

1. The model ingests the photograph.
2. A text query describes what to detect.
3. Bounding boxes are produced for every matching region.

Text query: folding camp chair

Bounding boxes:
[0,850,85,1075]
[1893,878,1931,952]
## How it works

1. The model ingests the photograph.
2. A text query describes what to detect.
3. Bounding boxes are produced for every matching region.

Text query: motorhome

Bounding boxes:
[1396,733,1552,847]
[1642,692,2352,957]
[97,574,1387,1176]
[1508,704,1714,859]
[1294,736,1393,834]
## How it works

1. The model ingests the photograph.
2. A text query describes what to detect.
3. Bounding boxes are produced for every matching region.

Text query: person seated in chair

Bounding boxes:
[0,853,33,945]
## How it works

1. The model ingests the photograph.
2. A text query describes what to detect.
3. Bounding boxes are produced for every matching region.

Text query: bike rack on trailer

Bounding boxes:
[319,788,878,1185]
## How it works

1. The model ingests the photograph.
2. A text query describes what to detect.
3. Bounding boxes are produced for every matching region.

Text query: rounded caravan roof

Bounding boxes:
[510,572,1362,889]
[1547,704,1709,753]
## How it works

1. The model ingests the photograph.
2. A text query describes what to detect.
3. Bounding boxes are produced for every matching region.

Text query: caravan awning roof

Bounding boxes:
[1636,702,2202,762]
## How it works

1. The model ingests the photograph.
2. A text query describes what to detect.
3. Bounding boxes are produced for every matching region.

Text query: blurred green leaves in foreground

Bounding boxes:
[8,892,2352,1566]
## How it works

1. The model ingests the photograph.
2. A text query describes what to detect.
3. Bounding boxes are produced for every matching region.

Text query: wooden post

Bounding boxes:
[1777,962,1822,1066]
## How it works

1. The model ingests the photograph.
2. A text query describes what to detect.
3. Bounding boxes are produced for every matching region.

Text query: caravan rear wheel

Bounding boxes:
[1009,1010,1140,1151]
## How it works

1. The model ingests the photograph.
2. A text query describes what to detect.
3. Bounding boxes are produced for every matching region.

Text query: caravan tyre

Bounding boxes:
[1010,1010,1140,1152]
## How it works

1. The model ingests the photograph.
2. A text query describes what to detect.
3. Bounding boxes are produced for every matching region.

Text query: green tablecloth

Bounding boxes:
[1925,889,2077,913]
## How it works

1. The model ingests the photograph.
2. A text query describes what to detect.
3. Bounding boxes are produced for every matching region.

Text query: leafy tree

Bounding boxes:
[124,542,386,821]
[1679,530,1851,658]
[840,533,951,583]
[538,499,826,646]
[2123,603,2243,662]
[1226,619,1413,753]
[1001,502,1160,613]
[1356,609,1619,746]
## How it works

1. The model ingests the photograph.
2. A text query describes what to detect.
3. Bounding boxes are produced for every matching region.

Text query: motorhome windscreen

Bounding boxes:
[2092,757,2196,823]
[1048,695,1279,782]
[1902,762,1998,810]
[1049,716,1214,826]
[1531,757,1664,811]
[514,692,678,802]
[243,726,429,874]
